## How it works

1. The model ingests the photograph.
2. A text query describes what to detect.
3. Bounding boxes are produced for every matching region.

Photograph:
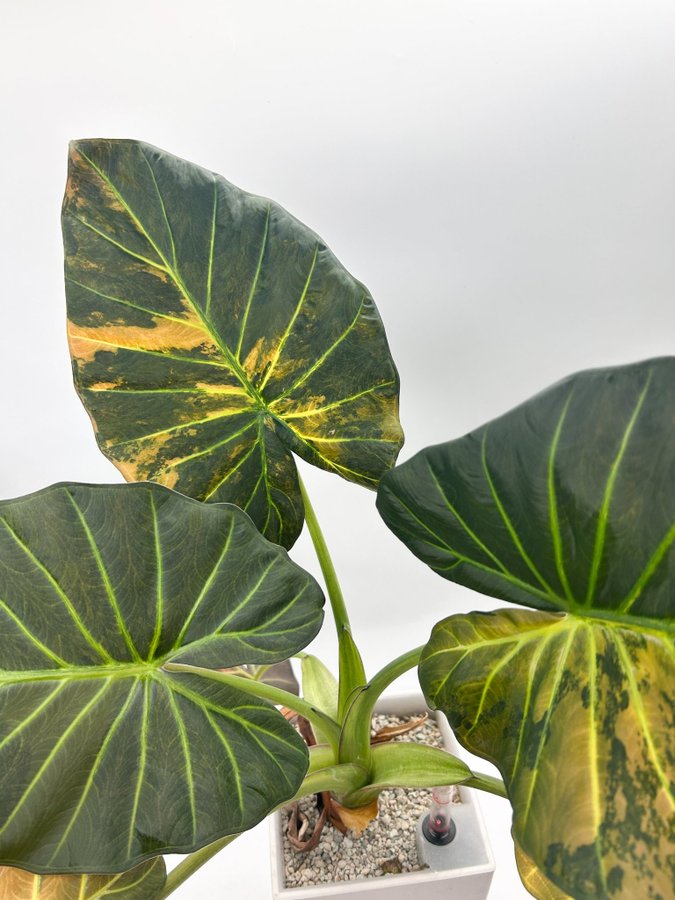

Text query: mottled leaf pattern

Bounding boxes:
[0,483,323,873]
[0,859,165,900]
[63,140,403,548]
[515,845,572,900]
[378,358,675,899]
[422,612,674,899]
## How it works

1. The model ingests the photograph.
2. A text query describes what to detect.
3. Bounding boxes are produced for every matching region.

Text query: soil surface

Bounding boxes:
[281,714,460,888]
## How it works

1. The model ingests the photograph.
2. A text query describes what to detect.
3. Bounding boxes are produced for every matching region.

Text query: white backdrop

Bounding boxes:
[2,2,674,897]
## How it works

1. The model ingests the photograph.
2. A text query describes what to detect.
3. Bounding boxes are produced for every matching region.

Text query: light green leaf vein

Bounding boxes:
[481,430,557,598]
[586,627,607,891]
[173,516,237,648]
[236,204,271,361]
[585,373,652,605]
[64,489,141,662]
[202,441,259,501]
[0,517,112,664]
[127,678,151,855]
[509,633,553,781]
[147,494,163,660]
[547,390,575,603]
[0,597,70,668]
[108,406,249,450]
[165,688,197,841]
[71,335,232,371]
[259,244,319,392]
[268,295,366,405]
[66,278,204,331]
[202,707,245,817]
[520,626,576,829]
[167,418,259,470]
[279,381,396,420]
[215,557,282,633]
[205,182,217,318]
[0,681,69,752]
[425,459,510,575]
[618,522,675,614]
[0,679,113,839]
[389,491,565,608]
[282,424,378,485]
[71,215,165,271]
[140,146,178,269]
[49,679,140,861]
[78,150,260,405]
[466,639,532,737]
[612,632,675,807]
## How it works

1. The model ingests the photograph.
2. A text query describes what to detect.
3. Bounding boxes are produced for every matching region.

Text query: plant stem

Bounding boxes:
[339,646,424,768]
[298,472,351,636]
[466,772,508,799]
[156,834,238,899]
[162,663,341,752]
[366,646,425,701]
[298,472,368,718]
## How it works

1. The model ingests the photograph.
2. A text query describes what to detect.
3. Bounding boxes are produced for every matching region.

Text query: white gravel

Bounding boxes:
[281,715,461,888]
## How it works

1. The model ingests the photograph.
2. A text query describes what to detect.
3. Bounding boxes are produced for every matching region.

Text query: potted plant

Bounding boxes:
[268,690,497,900]
[0,139,670,900]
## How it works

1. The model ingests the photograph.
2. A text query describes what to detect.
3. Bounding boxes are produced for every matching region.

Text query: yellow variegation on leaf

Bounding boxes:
[515,845,572,900]
[378,358,675,899]
[63,140,403,548]
[0,858,164,900]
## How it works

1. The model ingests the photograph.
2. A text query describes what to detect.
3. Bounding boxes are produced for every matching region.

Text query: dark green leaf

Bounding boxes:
[63,139,403,548]
[378,358,675,898]
[0,483,323,873]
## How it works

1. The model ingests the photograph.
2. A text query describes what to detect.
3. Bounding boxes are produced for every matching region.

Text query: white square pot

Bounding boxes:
[270,692,495,900]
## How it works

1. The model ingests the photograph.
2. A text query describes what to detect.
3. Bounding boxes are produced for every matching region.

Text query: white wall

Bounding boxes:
[2,2,674,897]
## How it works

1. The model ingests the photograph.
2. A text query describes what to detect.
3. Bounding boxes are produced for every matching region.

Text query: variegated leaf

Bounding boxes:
[0,859,165,900]
[63,140,403,548]
[378,358,675,898]
[0,483,323,873]
[515,845,572,900]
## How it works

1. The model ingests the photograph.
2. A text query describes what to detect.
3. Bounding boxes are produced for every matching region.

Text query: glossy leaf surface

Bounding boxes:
[0,859,165,900]
[378,358,675,898]
[63,139,403,548]
[0,483,323,873]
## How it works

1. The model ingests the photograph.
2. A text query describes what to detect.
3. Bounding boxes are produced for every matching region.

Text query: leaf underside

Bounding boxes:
[0,858,165,900]
[378,358,675,898]
[63,139,403,548]
[0,482,324,873]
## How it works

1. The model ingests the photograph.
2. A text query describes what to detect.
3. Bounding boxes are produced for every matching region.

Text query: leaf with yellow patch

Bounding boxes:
[63,140,403,547]
[0,858,165,899]
[329,797,379,835]
[379,358,675,898]
[515,844,572,900]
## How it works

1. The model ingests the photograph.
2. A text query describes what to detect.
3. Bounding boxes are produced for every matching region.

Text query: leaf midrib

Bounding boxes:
[73,147,388,494]
[76,148,264,411]
[0,663,158,685]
